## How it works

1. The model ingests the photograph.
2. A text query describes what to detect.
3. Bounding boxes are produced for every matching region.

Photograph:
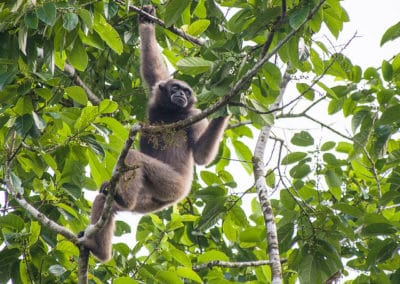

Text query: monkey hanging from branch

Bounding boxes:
[80,5,230,262]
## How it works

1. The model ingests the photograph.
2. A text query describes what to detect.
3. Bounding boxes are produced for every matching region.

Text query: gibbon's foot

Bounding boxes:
[99,181,110,195]
[139,5,155,23]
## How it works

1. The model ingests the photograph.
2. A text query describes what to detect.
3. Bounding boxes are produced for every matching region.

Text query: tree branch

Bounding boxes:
[193,259,287,271]
[4,133,78,244]
[115,0,205,46]
[63,63,101,106]
[252,69,290,284]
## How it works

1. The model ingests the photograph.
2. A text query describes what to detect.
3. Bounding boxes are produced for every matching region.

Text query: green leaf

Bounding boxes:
[321,141,336,151]
[380,21,400,46]
[232,140,253,174]
[78,9,93,30]
[93,13,123,54]
[156,271,183,284]
[24,10,38,29]
[200,171,222,185]
[63,12,79,31]
[281,152,307,165]
[176,57,213,75]
[325,170,342,189]
[382,60,393,81]
[187,19,210,36]
[115,220,131,236]
[65,86,88,105]
[164,0,190,27]
[289,5,310,29]
[176,267,202,283]
[239,227,265,243]
[332,203,364,218]
[280,189,296,210]
[263,62,281,90]
[198,250,229,263]
[28,221,41,246]
[328,97,345,115]
[296,83,315,100]
[289,164,311,179]
[114,277,138,284]
[15,114,33,137]
[169,244,191,267]
[196,197,226,231]
[99,99,118,114]
[37,2,57,26]
[291,131,314,146]
[0,214,24,231]
[378,105,400,125]
[66,38,88,71]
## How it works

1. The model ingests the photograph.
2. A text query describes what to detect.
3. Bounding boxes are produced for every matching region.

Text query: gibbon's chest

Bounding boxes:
[139,125,195,164]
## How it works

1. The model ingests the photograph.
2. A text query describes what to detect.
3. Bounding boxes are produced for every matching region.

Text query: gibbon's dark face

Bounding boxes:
[159,79,195,109]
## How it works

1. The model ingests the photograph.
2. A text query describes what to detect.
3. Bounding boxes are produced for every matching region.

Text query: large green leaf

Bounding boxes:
[66,38,88,71]
[380,21,400,46]
[37,2,57,26]
[93,13,123,54]
[176,57,213,75]
[164,0,190,27]
[281,152,307,165]
[291,131,314,146]
[64,86,88,105]
[378,105,400,125]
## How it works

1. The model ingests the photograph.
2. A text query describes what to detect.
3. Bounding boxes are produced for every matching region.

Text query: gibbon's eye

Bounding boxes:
[184,89,191,97]
[171,85,180,92]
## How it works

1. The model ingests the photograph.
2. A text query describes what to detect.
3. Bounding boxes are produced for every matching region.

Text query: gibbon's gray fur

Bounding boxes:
[81,5,229,262]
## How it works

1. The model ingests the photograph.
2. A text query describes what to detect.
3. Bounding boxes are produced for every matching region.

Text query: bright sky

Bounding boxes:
[339,0,400,68]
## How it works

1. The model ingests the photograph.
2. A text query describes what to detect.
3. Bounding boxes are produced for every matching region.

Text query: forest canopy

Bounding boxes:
[1,0,400,283]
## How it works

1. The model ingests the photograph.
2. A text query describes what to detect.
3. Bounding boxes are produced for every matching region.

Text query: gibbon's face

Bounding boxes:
[158,79,195,109]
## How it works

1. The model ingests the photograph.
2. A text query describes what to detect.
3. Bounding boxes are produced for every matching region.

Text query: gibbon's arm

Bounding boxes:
[139,6,170,88]
[193,116,229,165]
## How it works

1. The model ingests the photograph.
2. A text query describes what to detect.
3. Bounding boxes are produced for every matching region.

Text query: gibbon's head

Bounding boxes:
[156,79,196,110]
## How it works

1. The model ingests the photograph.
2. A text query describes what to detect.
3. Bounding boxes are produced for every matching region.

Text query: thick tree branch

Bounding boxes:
[252,70,290,284]
[193,259,287,271]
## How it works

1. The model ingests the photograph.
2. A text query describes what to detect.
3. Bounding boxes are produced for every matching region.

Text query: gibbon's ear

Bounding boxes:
[158,81,167,92]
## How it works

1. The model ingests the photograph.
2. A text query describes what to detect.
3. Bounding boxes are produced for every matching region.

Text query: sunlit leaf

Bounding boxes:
[164,0,190,27]
[93,12,123,54]
[380,21,400,46]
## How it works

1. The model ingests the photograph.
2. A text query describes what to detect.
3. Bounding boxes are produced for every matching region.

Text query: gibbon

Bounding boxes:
[80,5,229,262]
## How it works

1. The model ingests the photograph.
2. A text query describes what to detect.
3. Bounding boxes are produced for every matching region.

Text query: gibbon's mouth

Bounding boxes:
[171,94,188,107]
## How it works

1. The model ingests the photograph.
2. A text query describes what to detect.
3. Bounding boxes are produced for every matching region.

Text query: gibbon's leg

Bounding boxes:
[81,191,116,262]
[117,150,189,214]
